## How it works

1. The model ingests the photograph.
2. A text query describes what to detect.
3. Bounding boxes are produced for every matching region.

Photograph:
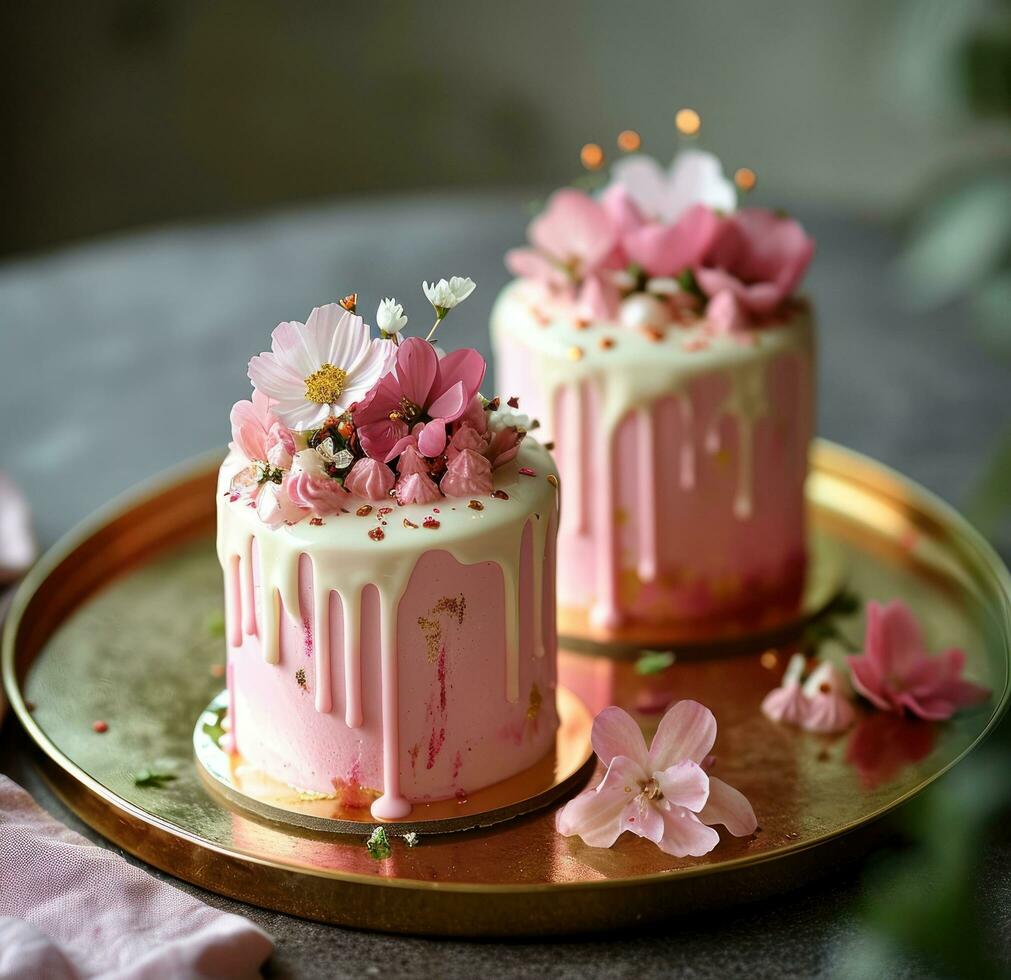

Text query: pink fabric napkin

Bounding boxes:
[0,775,273,979]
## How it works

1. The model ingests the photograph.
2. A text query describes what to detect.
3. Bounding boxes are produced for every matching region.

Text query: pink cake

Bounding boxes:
[493,150,815,637]
[217,287,559,819]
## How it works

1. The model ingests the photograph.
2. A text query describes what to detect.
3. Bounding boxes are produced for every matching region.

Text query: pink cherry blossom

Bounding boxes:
[343,457,395,501]
[602,185,721,280]
[695,209,814,317]
[761,653,809,726]
[801,661,855,734]
[846,600,990,721]
[285,449,350,517]
[354,337,485,462]
[555,702,756,856]
[440,449,493,497]
[506,189,622,320]
[229,390,294,468]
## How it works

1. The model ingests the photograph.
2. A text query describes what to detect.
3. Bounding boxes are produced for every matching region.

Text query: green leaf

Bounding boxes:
[134,768,178,789]
[635,650,675,675]
[366,826,391,860]
[968,423,1011,535]
[205,610,226,639]
[897,173,1011,309]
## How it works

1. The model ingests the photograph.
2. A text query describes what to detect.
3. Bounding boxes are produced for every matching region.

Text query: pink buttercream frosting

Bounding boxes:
[395,472,441,506]
[286,450,351,517]
[343,457,395,501]
[440,449,494,497]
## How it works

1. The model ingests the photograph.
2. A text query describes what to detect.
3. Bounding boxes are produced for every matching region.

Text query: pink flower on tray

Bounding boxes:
[248,303,396,431]
[506,189,622,320]
[556,701,756,857]
[354,337,486,461]
[846,600,990,721]
[695,208,814,319]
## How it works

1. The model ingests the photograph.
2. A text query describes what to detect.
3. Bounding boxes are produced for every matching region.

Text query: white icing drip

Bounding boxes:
[636,408,657,582]
[311,573,332,714]
[678,392,696,491]
[718,361,768,522]
[217,439,557,816]
[341,587,363,728]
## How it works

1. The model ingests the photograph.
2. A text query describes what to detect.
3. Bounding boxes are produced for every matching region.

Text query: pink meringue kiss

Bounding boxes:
[343,457,395,502]
[286,450,350,517]
[440,448,494,498]
[761,653,808,726]
[801,661,855,734]
[395,472,442,506]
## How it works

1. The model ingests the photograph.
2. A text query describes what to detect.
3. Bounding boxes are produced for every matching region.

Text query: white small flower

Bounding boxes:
[488,406,532,432]
[423,276,476,316]
[376,297,408,340]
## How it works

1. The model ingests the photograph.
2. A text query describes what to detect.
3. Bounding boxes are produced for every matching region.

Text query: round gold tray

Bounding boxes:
[3,440,1010,937]
[195,688,593,835]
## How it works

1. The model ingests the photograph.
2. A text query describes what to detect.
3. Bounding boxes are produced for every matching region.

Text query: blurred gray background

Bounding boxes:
[1,0,1005,255]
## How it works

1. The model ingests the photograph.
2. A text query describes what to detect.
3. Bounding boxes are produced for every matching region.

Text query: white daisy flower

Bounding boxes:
[376,297,408,341]
[247,303,396,431]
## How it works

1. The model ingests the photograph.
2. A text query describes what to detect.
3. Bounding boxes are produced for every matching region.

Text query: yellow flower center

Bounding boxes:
[304,363,348,405]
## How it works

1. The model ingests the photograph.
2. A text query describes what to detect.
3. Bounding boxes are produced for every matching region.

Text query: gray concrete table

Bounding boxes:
[1,192,1008,978]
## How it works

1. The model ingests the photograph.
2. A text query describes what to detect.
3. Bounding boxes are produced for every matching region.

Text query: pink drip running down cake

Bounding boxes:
[217,285,559,820]
[493,149,815,637]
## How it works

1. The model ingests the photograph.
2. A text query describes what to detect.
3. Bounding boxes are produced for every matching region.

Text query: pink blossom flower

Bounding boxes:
[229,390,294,468]
[354,337,486,461]
[761,653,809,726]
[285,449,350,517]
[248,304,396,431]
[343,457,395,501]
[506,189,622,319]
[695,209,814,317]
[555,702,756,856]
[801,661,855,734]
[440,449,493,498]
[846,600,990,721]
[602,185,721,280]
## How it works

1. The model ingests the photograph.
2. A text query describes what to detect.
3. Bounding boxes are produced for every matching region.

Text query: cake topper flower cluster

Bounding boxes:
[229,278,531,528]
[507,149,815,334]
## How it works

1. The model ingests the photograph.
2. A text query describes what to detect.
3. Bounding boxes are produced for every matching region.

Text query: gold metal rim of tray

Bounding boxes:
[3,439,1010,938]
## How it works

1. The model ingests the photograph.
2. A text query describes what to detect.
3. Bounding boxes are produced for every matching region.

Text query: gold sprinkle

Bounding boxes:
[295,667,307,690]
[403,518,418,529]
[567,345,584,361]
[468,499,484,511]
[574,317,591,330]
[675,107,701,136]
[546,474,559,488]
[304,363,348,405]
[617,129,641,152]
[356,504,373,517]
[339,292,358,313]
[641,326,664,342]
[527,683,543,720]
[580,143,604,170]
[760,650,778,670]
[734,167,757,192]
[598,336,616,350]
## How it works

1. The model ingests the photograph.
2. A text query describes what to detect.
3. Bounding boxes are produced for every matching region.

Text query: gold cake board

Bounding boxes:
[3,440,1010,937]
[194,688,594,836]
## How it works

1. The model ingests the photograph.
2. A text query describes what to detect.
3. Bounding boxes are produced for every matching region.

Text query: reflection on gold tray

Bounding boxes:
[2,440,1010,937]
[558,532,844,657]
[195,688,593,835]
